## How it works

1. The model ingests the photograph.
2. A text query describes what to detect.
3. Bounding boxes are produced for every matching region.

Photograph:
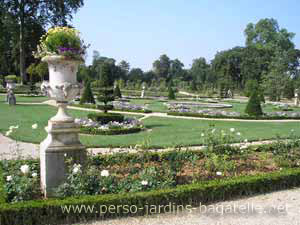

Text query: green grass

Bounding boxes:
[0,102,299,148]
[129,99,168,112]
[0,95,48,103]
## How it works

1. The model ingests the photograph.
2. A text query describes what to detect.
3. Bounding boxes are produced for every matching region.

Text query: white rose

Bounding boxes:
[5,130,12,136]
[201,133,205,137]
[32,124,38,129]
[72,167,80,174]
[6,176,12,182]
[101,170,109,177]
[230,128,235,132]
[141,180,148,186]
[32,172,38,178]
[20,165,30,174]
[236,132,241,136]
[216,171,222,176]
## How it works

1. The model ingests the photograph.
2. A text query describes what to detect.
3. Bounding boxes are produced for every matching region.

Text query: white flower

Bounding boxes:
[101,170,109,177]
[32,172,38,178]
[64,153,67,157]
[280,168,282,171]
[141,180,148,186]
[244,139,248,143]
[216,171,222,176]
[201,133,205,137]
[72,164,81,174]
[230,128,235,132]
[72,167,80,174]
[236,132,241,136]
[291,129,295,132]
[211,129,216,133]
[32,124,38,129]
[20,165,30,174]
[6,176,12,182]
[5,130,12,136]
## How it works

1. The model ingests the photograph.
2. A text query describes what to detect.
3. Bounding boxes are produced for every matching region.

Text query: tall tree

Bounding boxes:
[153,54,171,80]
[1,0,84,84]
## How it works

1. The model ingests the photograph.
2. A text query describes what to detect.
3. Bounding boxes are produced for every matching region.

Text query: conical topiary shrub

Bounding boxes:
[80,81,95,104]
[168,87,176,100]
[245,90,263,117]
[114,84,122,98]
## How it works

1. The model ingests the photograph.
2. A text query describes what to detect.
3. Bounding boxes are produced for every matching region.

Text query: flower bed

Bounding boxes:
[113,101,152,113]
[1,134,300,224]
[168,111,300,120]
[75,117,144,135]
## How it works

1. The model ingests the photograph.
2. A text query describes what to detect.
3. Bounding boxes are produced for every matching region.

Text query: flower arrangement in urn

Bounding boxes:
[36,27,88,197]
[35,27,89,61]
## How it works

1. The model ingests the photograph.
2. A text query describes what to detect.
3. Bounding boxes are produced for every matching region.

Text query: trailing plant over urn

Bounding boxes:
[35,27,89,61]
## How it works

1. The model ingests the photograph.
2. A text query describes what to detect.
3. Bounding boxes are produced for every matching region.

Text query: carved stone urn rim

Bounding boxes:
[42,55,84,64]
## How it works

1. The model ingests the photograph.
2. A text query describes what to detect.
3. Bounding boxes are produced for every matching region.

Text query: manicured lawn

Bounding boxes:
[129,99,169,112]
[0,95,48,103]
[0,102,299,148]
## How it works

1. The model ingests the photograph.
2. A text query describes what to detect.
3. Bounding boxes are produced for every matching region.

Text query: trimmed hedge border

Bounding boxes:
[70,103,153,114]
[0,167,6,204]
[80,126,143,135]
[167,111,300,120]
[1,169,300,224]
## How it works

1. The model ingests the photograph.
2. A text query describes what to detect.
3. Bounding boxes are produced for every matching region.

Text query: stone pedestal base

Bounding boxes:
[40,120,86,197]
[295,98,299,107]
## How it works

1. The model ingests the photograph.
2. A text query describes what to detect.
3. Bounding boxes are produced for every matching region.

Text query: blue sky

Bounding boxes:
[72,0,300,71]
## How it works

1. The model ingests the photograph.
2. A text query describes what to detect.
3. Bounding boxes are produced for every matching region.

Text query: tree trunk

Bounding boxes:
[19,0,26,85]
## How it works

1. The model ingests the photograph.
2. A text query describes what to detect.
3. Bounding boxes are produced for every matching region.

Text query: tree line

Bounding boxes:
[1,12,300,100]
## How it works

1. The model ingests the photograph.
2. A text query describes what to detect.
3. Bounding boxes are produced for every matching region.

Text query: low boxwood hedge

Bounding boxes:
[87,113,124,124]
[167,111,300,120]
[1,168,300,225]
[0,167,6,204]
[80,127,143,135]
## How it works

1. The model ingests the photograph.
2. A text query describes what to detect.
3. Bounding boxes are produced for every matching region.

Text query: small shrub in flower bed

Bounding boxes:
[87,113,124,124]
[1,160,41,202]
[75,117,144,135]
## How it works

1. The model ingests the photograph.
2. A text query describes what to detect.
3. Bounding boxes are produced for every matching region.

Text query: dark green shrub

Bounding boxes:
[245,90,263,116]
[87,113,124,124]
[5,75,17,83]
[96,104,113,111]
[244,79,265,103]
[114,85,122,98]
[97,63,115,113]
[168,87,175,100]
[80,81,95,104]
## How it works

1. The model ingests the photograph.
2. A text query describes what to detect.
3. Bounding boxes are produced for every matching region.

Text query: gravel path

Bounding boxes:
[78,188,300,225]
[0,133,39,160]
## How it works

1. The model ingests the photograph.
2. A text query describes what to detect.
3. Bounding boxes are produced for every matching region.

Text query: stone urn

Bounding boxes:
[40,55,86,197]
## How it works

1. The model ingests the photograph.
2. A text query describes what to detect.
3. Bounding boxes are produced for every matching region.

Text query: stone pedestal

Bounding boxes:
[40,120,86,197]
[295,90,299,107]
[40,55,86,197]
[141,85,145,98]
